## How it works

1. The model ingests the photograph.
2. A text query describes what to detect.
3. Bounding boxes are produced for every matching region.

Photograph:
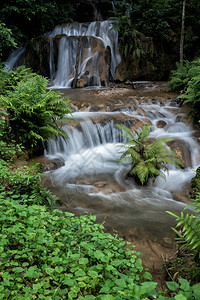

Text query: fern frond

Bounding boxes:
[116,124,137,140]
[130,160,148,185]
[137,125,151,142]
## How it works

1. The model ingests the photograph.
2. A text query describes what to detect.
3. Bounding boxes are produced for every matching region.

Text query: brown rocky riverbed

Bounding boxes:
[36,82,198,288]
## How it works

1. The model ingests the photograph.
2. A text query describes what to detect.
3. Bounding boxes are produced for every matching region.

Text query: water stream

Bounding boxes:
[44,86,199,242]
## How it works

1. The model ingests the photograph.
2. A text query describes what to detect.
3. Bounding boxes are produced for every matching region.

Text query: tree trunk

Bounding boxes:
[180,0,186,65]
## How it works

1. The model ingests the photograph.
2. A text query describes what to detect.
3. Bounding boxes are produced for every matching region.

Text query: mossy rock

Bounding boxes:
[190,166,200,198]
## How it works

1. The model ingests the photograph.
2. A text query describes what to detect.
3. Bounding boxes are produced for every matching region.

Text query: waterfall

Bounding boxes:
[5,21,121,89]
[4,46,26,70]
[44,98,198,236]
[47,20,121,88]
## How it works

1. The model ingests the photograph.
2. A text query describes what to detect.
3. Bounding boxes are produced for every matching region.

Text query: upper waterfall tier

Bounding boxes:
[47,20,121,88]
[5,20,121,89]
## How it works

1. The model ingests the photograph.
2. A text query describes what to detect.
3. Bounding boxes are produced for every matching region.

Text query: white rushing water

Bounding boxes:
[45,99,199,236]
[4,46,26,70]
[47,20,121,87]
[5,21,121,89]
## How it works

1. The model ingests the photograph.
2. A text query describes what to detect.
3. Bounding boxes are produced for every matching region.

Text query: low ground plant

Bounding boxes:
[0,198,158,299]
[0,159,59,208]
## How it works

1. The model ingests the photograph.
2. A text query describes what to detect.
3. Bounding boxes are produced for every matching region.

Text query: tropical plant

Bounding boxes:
[177,59,200,121]
[0,69,71,150]
[0,0,75,45]
[167,193,200,281]
[117,124,182,185]
[166,61,192,92]
[0,22,16,60]
[110,11,139,58]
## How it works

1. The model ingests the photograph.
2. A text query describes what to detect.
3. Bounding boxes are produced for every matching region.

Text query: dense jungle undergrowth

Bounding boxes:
[0,66,200,298]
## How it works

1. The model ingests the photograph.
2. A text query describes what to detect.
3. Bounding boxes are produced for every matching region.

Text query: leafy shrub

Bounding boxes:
[0,22,16,59]
[117,124,182,185]
[178,60,200,121]
[0,198,158,299]
[167,193,200,281]
[0,69,71,149]
[0,66,36,97]
[0,159,59,207]
[167,58,200,121]
[0,115,23,161]
[110,13,139,58]
[166,61,192,93]
[190,166,200,198]
[165,278,200,299]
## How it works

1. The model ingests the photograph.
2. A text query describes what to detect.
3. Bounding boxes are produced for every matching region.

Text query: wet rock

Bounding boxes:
[69,103,79,112]
[90,104,105,111]
[168,139,192,168]
[146,111,157,119]
[175,115,182,123]
[156,120,167,128]
[34,156,65,172]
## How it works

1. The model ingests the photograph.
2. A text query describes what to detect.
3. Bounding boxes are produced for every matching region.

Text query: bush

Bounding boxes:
[167,58,200,121]
[166,61,192,93]
[0,22,16,59]
[0,159,59,208]
[167,193,200,282]
[178,59,200,121]
[0,68,71,150]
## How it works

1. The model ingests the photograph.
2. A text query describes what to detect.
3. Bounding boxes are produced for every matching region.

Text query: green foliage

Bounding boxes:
[0,114,23,162]
[1,193,199,299]
[0,67,71,149]
[0,159,59,208]
[112,0,181,44]
[166,61,192,92]
[0,65,34,95]
[191,166,200,198]
[167,58,200,121]
[0,0,75,45]
[0,197,158,299]
[112,0,200,61]
[110,7,139,58]
[167,193,200,280]
[117,124,182,185]
[178,59,200,121]
[0,22,16,59]
[165,278,200,299]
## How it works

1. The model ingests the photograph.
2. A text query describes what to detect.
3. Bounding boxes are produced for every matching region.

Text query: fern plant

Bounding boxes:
[178,59,200,121]
[1,71,71,150]
[117,124,182,185]
[166,61,192,93]
[167,194,200,280]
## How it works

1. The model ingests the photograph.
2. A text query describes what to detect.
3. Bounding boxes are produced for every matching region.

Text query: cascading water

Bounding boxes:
[45,91,199,238]
[5,21,121,89]
[4,46,26,70]
[47,20,121,88]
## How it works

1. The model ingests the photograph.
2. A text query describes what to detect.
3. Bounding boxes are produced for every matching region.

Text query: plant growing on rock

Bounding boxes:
[117,124,182,185]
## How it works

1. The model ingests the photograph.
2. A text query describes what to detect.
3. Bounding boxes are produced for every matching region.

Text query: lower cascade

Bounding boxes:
[44,89,199,239]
